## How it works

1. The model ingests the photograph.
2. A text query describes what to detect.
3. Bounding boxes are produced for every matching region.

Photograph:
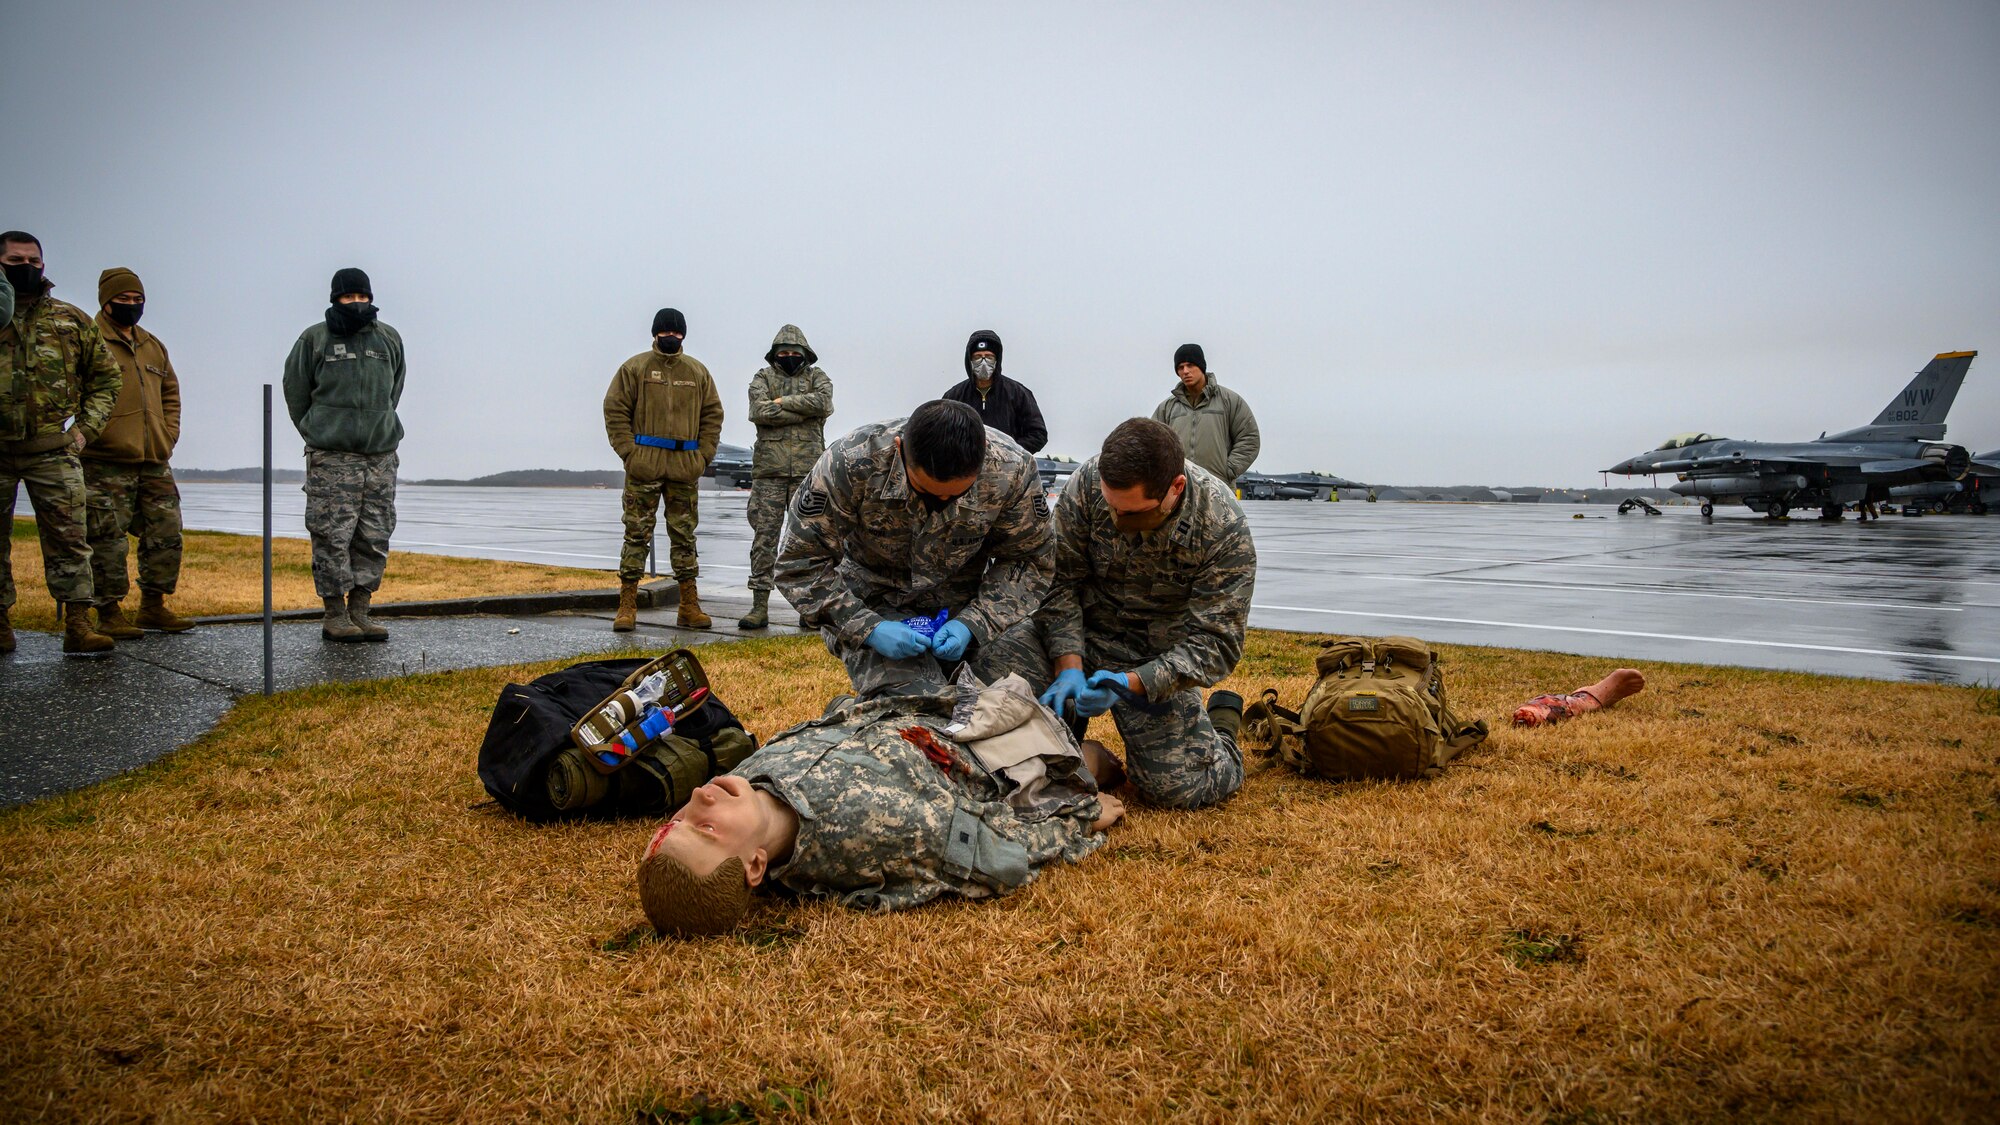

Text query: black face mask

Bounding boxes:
[774,354,806,374]
[106,301,145,328]
[326,300,378,335]
[655,335,682,355]
[3,262,43,293]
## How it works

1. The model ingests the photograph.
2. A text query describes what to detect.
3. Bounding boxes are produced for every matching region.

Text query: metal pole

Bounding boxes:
[262,384,274,696]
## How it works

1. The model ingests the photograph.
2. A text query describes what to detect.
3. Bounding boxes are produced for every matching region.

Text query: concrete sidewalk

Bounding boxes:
[0,583,810,808]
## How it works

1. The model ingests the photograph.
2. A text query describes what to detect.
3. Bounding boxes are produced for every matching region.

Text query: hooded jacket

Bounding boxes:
[942,329,1047,454]
[1151,372,1260,487]
[83,310,181,464]
[747,324,834,478]
[604,347,724,484]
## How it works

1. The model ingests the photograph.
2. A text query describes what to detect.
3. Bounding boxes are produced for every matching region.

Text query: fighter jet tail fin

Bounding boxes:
[1822,350,1975,442]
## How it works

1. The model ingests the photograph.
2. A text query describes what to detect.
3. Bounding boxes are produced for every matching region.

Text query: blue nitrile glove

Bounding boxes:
[867,620,932,660]
[1082,670,1133,716]
[932,619,973,662]
[1040,668,1090,716]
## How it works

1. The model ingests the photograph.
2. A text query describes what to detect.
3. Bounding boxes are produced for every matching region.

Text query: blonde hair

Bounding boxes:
[637,851,752,937]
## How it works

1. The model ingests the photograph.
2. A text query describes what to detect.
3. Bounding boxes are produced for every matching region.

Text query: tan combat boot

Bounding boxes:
[676,579,712,630]
[62,601,115,657]
[94,600,145,640]
[737,590,769,630]
[0,608,15,654]
[613,580,638,632]
[322,595,364,643]
[347,589,389,642]
[136,589,196,633]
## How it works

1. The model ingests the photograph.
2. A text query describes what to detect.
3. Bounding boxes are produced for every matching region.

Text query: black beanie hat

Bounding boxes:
[653,308,687,337]
[330,268,372,301]
[1174,343,1206,373]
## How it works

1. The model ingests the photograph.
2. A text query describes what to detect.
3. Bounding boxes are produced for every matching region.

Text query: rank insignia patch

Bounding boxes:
[797,488,828,517]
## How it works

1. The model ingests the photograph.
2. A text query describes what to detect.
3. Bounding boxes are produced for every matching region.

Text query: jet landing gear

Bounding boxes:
[1820,503,1844,521]
[1700,502,1714,519]
[1765,498,1790,519]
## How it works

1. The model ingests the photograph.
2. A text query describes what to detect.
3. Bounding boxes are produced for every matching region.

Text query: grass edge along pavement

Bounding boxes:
[7,519,653,632]
[3,633,1997,1121]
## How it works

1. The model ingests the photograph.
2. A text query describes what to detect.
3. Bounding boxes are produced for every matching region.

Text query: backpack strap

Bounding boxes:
[1241,688,1304,757]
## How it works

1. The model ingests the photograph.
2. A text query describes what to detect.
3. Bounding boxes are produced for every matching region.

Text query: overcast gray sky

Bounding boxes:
[7,0,1996,486]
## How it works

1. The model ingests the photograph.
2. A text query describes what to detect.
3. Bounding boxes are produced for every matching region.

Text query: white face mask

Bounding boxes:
[970,356,997,380]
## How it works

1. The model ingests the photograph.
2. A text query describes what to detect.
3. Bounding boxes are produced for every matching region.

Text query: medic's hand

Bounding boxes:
[1040,668,1090,716]
[1081,671,1131,716]
[866,620,932,660]
[931,619,973,662]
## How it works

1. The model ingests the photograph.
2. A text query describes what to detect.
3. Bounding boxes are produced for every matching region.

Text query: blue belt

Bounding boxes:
[635,435,700,451]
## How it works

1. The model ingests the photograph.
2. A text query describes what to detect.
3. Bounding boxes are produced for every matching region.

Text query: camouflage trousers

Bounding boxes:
[746,474,804,593]
[303,447,398,599]
[620,477,699,583]
[1,446,93,610]
[83,460,183,601]
[979,621,1244,809]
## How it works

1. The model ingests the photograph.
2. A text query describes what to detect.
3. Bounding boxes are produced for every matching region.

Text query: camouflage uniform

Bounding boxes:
[284,318,405,599]
[82,462,183,598]
[604,349,723,583]
[620,478,700,580]
[302,448,400,597]
[746,325,833,593]
[83,307,186,601]
[739,695,1104,911]
[775,418,1054,699]
[1,282,122,612]
[981,458,1255,808]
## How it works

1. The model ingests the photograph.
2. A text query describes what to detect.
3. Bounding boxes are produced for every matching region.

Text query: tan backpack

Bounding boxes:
[1243,636,1489,780]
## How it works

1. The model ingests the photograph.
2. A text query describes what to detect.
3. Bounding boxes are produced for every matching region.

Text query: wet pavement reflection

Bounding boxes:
[160,483,2000,685]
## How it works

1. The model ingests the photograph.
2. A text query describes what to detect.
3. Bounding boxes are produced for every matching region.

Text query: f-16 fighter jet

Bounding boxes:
[1605,350,1976,519]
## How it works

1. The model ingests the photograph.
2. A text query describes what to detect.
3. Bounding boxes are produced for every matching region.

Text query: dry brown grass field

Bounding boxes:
[7,518,614,631]
[3,632,1997,1122]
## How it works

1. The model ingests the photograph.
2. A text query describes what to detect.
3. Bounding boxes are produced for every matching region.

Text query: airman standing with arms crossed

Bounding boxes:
[1,231,123,657]
[81,267,196,639]
[739,324,832,630]
[604,308,723,631]
[777,400,1053,699]
[983,418,1255,809]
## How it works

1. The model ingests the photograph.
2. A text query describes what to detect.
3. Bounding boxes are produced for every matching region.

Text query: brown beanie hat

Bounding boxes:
[98,267,144,307]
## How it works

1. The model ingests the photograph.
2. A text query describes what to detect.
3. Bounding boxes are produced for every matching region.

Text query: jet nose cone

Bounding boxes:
[1606,457,1639,475]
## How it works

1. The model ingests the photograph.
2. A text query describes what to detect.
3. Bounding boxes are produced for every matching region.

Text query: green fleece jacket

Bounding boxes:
[283,319,406,453]
[1151,373,1260,487]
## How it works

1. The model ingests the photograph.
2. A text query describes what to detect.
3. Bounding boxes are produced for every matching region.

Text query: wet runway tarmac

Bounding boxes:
[158,483,2000,686]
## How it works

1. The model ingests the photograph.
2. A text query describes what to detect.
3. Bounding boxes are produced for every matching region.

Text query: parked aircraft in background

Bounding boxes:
[1236,470,1363,501]
[1604,350,1977,518]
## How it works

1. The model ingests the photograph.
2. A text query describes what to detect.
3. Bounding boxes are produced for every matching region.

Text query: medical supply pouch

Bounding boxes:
[478,650,755,822]
[1243,635,1488,781]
